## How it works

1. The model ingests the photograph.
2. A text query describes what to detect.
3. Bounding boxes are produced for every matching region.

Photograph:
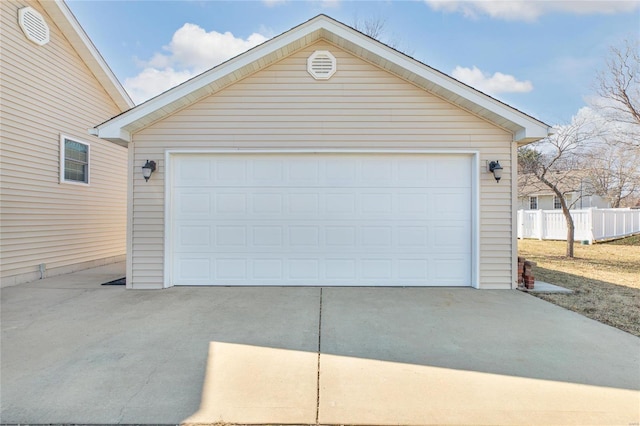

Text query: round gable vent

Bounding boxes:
[307,50,336,80]
[18,7,50,46]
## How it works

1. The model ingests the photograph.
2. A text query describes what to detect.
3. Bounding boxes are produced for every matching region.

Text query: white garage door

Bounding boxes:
[168,153,473,286]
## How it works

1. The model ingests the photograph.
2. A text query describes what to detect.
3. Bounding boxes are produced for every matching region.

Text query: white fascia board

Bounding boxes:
[95,127,131,147]
[42,1,134,110]
[94,15,549,144]
[515,126,551,144]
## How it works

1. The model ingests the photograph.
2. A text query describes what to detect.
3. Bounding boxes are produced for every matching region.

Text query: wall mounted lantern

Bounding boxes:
[142,160,156,182]
[488,160,503,183]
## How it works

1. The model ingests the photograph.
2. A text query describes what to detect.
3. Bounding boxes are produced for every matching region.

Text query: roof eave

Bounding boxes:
[515,126,551,145]
[94,18,333,142]
[40,0,134,111]
[89,126,131,146]
[93,14,550,144]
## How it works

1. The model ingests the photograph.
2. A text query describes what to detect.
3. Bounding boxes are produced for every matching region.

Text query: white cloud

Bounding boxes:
[125,23,268,104]
[452,65,533,95]
[424,0,640,21]
[124,68,197,105]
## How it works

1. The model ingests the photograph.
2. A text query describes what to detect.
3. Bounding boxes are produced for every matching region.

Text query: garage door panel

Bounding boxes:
[398,226,431,247]
[432,189,472,219]
[175,256,211,284]
[289,226,320,246]
[176,188,469,221]
[253,226,284,246]
[433,222,472,252]
[216,258,248,279]
[176,191,212,218]
[215,158,248,184]
[253,259,284,279]
[361,259,393,279]
[288,159,321,183]
[170,153,472,286]
[428,156,473,187]
[433,257,471,285]
[173,155,473,189]
[252,193,284,214]
[175,221,458,253]
[325,226,356,246]
[177,226,211,248]
[289,193,320,214]
[290,259,319,279]
[361,226,393,247]
[397,194,429,215]
[215,226,247,246]
[174,254,469,286]
[215,193,247,215]
[175,157,212,185]
[398,259,429,280]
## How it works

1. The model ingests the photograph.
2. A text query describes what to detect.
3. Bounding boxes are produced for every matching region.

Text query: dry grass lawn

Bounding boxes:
[518,235,640,337]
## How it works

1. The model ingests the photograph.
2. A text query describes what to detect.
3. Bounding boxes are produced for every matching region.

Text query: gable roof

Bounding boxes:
[39,0,134,111]
[92,14,549,147]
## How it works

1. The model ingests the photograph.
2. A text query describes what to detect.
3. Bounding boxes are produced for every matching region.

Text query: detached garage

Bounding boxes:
[93,15,549,290]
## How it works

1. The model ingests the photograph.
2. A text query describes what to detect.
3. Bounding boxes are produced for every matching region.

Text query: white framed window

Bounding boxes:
[60,135,90,184]
[554,196,562,209]
[529,196,538,210]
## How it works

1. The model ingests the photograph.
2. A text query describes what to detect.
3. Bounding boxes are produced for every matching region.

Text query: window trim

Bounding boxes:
[60,134,90,185]
[529,196,538,210]
[553,195,562,209]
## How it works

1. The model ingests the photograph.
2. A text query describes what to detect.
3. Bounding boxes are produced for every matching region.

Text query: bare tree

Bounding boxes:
[587,39,640,206]
[352,16,413,55]
[594,39,640,141]
[586,139,640,208]
[353,16,387,40]
[518,117,597,257]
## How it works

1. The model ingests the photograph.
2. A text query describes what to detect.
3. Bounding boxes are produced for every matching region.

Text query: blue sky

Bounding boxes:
[67,0,640,125]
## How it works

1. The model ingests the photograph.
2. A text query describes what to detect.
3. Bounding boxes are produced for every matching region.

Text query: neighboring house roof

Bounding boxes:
[92,14,550,147]
[518,170,592,197]
[39,0,134,111]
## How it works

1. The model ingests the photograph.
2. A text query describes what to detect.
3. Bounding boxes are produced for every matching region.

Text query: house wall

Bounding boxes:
[130,41,514,290]
[517,195,566,210]
[517,194,611,210]
[0,0,127,286]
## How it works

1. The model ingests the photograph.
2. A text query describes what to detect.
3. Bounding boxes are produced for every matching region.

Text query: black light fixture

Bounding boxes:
[142,160,156,182]
[488,160,503,183]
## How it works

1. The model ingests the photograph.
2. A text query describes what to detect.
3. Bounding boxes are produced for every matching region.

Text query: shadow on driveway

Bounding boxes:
[2,283,639,424]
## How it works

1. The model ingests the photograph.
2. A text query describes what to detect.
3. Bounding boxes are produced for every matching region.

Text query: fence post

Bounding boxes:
[517,210,523,239]
[537,210,544,240]
[587,209,595,244]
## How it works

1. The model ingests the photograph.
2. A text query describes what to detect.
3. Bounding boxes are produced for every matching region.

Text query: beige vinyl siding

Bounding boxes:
[0,0,127,286]
[131,41,514,289]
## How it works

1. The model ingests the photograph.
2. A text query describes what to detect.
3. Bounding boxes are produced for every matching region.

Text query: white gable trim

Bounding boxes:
[40,0,134,111]
[93,15,548,145]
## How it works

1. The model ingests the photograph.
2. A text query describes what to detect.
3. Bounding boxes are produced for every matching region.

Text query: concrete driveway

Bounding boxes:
[1,262,639,425]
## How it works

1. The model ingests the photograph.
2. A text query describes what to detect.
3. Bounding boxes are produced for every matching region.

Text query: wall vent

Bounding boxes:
[307,50,336,80]
[18,7,50,46]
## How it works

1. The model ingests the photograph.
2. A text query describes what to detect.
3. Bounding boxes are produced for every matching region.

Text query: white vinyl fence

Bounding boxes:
[517,208,640,243]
